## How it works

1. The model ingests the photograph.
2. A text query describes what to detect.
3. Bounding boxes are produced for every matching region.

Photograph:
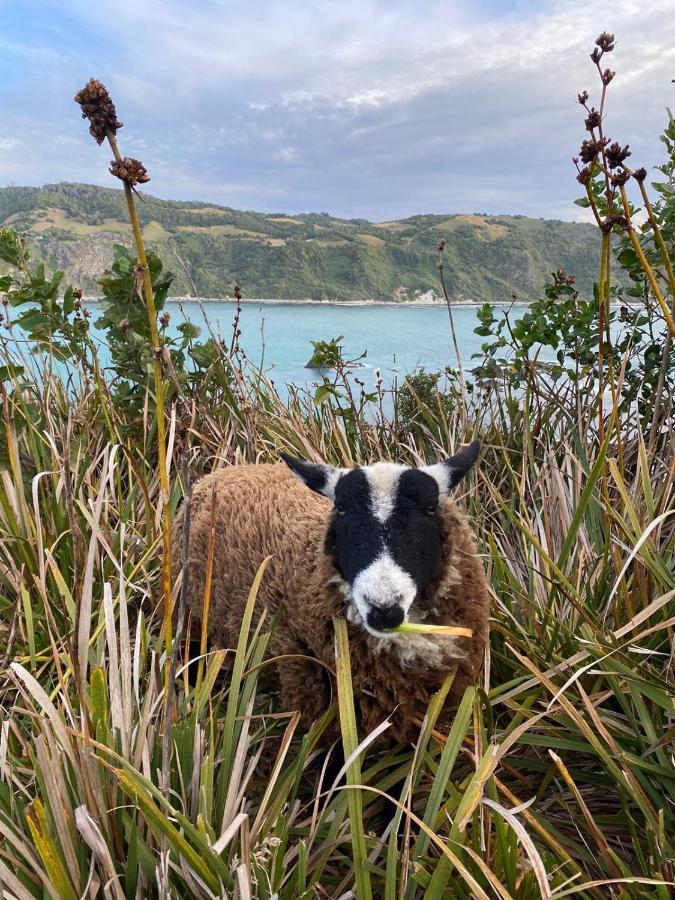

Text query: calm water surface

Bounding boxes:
[89,301,508,389]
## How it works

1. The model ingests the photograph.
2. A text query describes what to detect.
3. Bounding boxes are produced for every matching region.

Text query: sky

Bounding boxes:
[0,0,673,222]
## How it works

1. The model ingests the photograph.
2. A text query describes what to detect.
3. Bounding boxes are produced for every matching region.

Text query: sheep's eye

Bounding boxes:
[335,504,347,516]
[426,505,437,516]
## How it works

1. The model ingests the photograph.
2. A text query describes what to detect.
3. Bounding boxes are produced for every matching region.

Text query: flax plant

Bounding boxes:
[74,80,174,701]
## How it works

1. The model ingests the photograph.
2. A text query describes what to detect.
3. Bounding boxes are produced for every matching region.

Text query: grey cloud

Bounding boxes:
[1,0,674,219]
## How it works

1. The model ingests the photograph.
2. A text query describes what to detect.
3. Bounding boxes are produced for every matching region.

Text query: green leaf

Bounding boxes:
[0,364,24,382]
[333,617,373,900]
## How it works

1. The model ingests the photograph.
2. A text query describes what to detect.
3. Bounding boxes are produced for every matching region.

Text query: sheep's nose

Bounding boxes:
[366,604,405,632]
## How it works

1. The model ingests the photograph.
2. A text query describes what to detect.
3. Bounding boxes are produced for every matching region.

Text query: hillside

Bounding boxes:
[0,182,605,302]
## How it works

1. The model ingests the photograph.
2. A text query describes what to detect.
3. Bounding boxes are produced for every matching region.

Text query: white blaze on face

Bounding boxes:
[351,551,417,635]
[349,463,418,636]
[363,462,407,522]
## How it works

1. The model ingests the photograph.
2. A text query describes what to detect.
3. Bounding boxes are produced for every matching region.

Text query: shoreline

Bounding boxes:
[171,297,483,307]
[82,296,641,309]
[82,296,518,308]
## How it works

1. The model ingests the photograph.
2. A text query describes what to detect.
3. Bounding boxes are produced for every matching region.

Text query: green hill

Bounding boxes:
[0,182,604,302]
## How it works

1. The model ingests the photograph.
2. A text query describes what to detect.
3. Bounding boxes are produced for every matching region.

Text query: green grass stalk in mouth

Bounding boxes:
[386,622,473,638]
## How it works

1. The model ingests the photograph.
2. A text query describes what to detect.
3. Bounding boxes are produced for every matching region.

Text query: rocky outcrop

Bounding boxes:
[35,234,126,291]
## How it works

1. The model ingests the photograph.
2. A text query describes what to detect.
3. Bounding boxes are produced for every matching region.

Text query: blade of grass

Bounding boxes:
[333,616,373,900]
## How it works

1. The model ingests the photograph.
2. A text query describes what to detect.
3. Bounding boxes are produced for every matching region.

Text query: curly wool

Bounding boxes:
[171,462,489,742]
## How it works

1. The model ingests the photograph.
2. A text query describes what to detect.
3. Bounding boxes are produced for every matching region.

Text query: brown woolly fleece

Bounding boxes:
[171,463,489,743]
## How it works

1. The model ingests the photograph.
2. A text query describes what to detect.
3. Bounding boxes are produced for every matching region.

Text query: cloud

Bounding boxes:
[0,0,674,219]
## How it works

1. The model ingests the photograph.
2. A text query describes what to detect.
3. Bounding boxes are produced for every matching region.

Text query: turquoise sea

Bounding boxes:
[89,300,514,390]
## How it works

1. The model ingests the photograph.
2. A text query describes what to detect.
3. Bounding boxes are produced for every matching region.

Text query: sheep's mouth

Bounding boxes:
[363,621,402,639]
[345,602,409,639]
[337,577,419,638]
[345,597,398,640]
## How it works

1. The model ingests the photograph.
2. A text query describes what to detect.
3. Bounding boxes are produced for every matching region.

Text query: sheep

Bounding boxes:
[170,443,489,743]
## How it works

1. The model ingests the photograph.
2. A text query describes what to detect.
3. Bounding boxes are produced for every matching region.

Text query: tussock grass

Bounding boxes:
[0,332,672,898]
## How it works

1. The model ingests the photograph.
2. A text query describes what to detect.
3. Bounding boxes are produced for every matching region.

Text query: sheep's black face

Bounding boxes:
[281,443,480,637]
[324,466,445,634]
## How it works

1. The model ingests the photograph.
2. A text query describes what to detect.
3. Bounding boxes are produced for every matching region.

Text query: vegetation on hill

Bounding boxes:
[0,181,610,301]
[0,34,673,900]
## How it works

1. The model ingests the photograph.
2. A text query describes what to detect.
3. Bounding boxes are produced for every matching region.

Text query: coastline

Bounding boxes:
[81,295,640,309]
[83,295,513,308]
[170,297,484,307]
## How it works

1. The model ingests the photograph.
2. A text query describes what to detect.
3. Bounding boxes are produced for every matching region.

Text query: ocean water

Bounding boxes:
[88,300,511,390]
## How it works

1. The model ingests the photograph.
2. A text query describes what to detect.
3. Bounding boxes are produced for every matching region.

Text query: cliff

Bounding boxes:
[0,182,605,302]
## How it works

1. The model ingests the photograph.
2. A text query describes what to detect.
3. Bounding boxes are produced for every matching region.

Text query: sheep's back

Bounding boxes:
[170,463,330,649]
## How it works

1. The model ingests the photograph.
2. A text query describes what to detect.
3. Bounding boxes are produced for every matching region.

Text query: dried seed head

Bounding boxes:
[584,108,602,131]
[609,213,628,229]
[437,239,446,252]
[610,171,631,187]
[579,141,595,164]
[601,213,629,233]
[576,166,592,186]
[110,157,150,186]
[595,32,615,53]
[577,90,589,105]
[579,137,608,164]
[160,311,170,328]
[73,287,83,300]
[633,167,648,183]
[590,47,602,64]
[119,317,130,333]
[605,141,631,168]
[233,283,242,301]
[601,68,615,85]
[74,79,123,145]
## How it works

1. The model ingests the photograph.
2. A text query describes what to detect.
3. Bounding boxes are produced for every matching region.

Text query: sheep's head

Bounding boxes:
[281,443,479,637]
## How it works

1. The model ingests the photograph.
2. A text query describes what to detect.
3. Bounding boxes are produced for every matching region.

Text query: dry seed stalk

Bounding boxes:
[75,80,174,704]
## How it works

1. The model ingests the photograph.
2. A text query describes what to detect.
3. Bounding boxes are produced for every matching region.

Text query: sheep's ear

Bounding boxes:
[280,453,343,501]
[422,441,480,499]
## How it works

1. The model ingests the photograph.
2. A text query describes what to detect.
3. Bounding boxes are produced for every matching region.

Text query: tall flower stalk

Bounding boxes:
[75,80,174,703]
[574,33,675,467]
[574,36,675,337]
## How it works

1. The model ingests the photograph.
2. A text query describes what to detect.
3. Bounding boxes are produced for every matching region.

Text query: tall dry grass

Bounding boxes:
[0,329,672,897]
